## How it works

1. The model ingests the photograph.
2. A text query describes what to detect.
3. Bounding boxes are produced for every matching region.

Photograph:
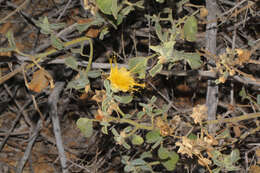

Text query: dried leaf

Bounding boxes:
[233,126,241,138]
[0,51,11,57]
[28,69,52,93]
[235,49,251,65]
[249,165,260,173]
[200,7,208,18]
[86,27,100,38]
[0,22,12,35]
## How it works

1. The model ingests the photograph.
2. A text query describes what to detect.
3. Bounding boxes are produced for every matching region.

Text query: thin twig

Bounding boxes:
[48,82,68,173]
[0,0,30,24]
[57,0,72,21]
[16,119,42,173]
[0,93,35,151]
[205,0,219,134]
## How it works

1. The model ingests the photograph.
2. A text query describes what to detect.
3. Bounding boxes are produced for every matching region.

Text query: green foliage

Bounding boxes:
[5,1,247,172]
[6,30,16,48]
[215,128,231,139]
[114,95,133,104]
[188,133,197,140]
[148,10,202,76]
[257,94,260,105]
[87,70,102,78]
[35,16,65,34]
[112,127,131,149]
[65,57,78,70]
[0,30,16,52]
[51,34,64,50]
[76,16,105,33]
[158,146,169,159]
[66,71,89,90]
[184,16,198,42]
[158,146,179,171]
[146,130,161,143]
[96,0,113,15]
[96,0,144,27]
[76,118,93,138]
[211,149,240,172]
[149,63,163,77]
[239,87,249,101]
[131,134,144,145]
[161,152,179,171]
[5,1,253,172]
[128,57,148,79]
[122,156,153,173]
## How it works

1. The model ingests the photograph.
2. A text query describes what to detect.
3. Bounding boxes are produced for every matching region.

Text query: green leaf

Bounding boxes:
[169,151,179,163]
[139,165,153,172]
[146,130,161,143]
[150,96,157,103]
[111,0,118,19]
[211,149,223,167]
[51,34,64,50]
[226,165,240,171]
[124,165,134,172]
[158,146,170,159]
[100,121,110,135]
[230,149,240,163]
[99,27,109,40]
[156,0,165,3]
[131,158,146,166]
[184,16,198,42]
[257,94,260,105]
[116,14,124,25]
[155,21,164,42]
[216,128,231,139]
[128,57,148,79]
[88,70,101,78]
[76,18,104,33]
[162,155,178,171]
[114,95,133,104]
[188,133,197,140]
[131,134,144,145]
[124,126,133,133]
[134,0,144,8]
[122,155,130,164]
[149,63,163,77]
[101,126,108,134]
[104,79,111,93]
[37,16,52,34]
[120,6,134,16]
[111,127,120,136]
[150,45,162,54]
[137,111,145,119]
[184,52,202,69]
[152,137,163,149]
[66,73,89,90]
[212,168,221,173]
[76,118,93,137]
[6,30,16,48]
[49,22,66,31]
[140,151,153,159]
[239,87,248,101]
[122,141,131,149]
[65,57,78,70]
[96,0,113,15]
[102,97,111,112]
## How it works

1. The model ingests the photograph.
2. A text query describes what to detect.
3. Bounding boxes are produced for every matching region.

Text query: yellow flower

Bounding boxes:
[108,59,145,92]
